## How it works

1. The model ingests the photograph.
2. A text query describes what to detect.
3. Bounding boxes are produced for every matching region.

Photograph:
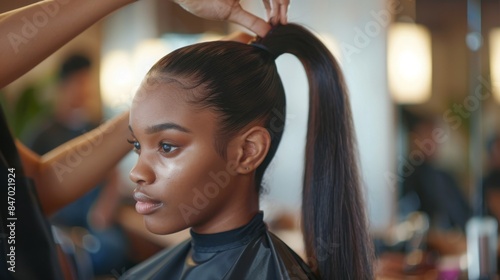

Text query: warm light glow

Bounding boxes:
[388,23,432,104]
[490,28,500,102]
[132,39,170,83]
[199,33,223,42]
[100,40,171,109]
[100,50,134,108]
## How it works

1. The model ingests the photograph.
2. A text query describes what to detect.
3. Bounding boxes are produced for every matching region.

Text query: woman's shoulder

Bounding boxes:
[266,231,319,280]
[119,227,319,280]
[225,229,318,280]
[119,239,191,280]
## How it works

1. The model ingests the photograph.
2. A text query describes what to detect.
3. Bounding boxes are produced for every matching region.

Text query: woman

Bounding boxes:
[1,1,287,279]
[123,23,373,279]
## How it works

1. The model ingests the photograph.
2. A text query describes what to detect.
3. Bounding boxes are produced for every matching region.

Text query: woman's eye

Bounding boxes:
[127,139,141,152]
[160,142,178,154]
[134,142,141,150]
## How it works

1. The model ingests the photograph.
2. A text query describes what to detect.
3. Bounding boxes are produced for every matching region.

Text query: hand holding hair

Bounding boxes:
[0,0,277,88]
[173,0,289,37]
[262,0,289,26]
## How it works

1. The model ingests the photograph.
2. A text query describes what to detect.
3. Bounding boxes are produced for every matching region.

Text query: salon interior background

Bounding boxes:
[1,0,500,234]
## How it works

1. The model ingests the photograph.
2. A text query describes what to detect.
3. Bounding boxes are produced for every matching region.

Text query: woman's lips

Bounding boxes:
[133,191,163,215]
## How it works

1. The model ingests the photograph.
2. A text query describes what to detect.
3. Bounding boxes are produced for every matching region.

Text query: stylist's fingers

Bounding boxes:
[228,5,270,38]
[267,0,279,25]
[262,0,272,21]
[279,0,289,25]
[268,0,289,25]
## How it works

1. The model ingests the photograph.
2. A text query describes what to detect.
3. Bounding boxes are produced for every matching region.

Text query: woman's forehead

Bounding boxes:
[132,84,188,116]
[130,84,218,132]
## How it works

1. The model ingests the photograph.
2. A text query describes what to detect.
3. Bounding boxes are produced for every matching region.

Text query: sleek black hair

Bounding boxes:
[146,23,374,279]
[58,54,91,82]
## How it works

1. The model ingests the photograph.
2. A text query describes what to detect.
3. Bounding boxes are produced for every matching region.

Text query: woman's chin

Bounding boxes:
[144,218,188,235]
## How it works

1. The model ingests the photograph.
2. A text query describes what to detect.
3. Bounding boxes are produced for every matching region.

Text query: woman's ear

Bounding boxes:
[229,126,271,174]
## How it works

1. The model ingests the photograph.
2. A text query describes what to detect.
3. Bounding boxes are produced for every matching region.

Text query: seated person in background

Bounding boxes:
[484,134,500,222]
[28,54,130,277]
[399,111,471,231]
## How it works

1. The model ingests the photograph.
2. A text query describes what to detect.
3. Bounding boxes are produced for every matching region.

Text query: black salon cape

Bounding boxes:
[0,106,64,280]
[120,213,318,280]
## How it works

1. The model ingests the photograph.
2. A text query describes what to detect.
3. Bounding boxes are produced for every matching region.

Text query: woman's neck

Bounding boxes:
[191,177,260,234]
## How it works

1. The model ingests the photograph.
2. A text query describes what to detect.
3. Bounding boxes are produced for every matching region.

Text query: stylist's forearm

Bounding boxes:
[0,0,135,88]
[37,111,131,215]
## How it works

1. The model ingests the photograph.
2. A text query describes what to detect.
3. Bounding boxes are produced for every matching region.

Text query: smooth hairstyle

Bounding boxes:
[145,24,373,279]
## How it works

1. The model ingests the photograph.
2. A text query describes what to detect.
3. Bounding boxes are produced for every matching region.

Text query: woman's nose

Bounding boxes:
[129,155,155,185]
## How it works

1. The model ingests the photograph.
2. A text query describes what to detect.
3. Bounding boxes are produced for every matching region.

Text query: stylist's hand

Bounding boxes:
[173,0,289,37]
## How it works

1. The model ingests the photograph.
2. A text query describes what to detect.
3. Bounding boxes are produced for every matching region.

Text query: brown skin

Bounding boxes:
[128,77,271,234]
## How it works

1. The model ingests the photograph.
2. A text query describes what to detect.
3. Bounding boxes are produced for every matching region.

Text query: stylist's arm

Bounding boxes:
[0,0,287,89]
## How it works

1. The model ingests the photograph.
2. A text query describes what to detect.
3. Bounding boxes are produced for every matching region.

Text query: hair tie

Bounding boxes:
[250,43,277,60]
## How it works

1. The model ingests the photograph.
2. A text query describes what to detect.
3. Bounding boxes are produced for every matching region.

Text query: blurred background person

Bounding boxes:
[484,134,500,223]
[399,109,472,231]
[27,54,131,278]
[30,54,97,154]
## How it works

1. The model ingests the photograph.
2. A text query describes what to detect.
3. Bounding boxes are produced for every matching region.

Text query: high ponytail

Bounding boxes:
[256,24,374,279]
[148,23,373,279]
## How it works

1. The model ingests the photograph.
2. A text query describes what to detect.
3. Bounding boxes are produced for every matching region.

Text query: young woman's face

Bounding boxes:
[128,79,240,235]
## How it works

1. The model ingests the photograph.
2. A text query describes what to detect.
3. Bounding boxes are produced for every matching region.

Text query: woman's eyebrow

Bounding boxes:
[145,122,192,134]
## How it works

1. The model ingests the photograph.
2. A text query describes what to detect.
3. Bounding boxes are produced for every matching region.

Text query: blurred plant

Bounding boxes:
[0,83,52,139]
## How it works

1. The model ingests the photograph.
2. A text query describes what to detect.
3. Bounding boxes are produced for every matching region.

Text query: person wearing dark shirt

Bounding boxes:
[484,134,500,222]
[402,161,471,230]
